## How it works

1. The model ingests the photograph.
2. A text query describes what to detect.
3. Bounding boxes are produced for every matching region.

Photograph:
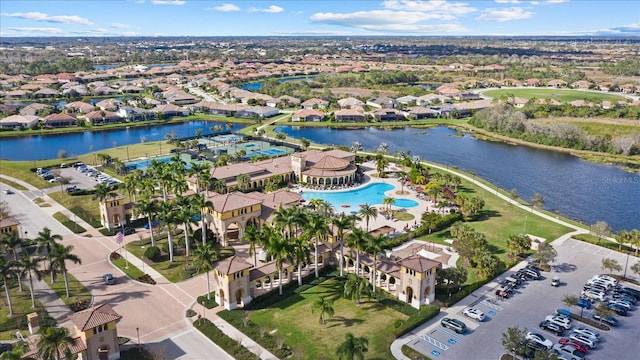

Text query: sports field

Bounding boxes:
[483,88,627,103]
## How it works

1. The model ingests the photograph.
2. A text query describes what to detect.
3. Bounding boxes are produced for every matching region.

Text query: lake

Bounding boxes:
[0,121,240,161]
[276,126,639,232]
[241,76,316,91]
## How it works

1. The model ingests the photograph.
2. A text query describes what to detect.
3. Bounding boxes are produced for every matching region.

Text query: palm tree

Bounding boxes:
[292,232,312,286]
[366,233,390,292]
[20,253,42,308]
[49,243,82,298]
[188,162,211,195]
[35,227,62,282]
[309,198,335,218]
[236,173,251,191]
[0,257,16,317]
[135,197,158,245]
[346,228,368,277]
[36,326,76,360]
[242,224,261,266]
[175,196,197,263]
[343,273,371,305]
[382,197,396,213]
[192,243,218,300]
[1,231,25,291]
[336,332,368,360]
[304,215,329,278]
[358,204,378,232]
[375,154,388,177]
[312,296,335,326]
[332,214,355,277]
[121,170,142,202]
[264,229,293,295]
[192,193,214,245]
[0,341,27,360]
[157,200,178,262]
[92,182,117,203]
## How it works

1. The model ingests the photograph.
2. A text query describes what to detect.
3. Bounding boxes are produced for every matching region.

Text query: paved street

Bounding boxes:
[399,237,640,360]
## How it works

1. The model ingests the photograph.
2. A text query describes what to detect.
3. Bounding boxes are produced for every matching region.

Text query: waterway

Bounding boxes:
[0,121,241,162]
[240,76,316,91]
[276,126,639,232]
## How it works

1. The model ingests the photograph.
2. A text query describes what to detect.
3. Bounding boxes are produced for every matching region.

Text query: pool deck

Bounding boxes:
[292,160,446,236]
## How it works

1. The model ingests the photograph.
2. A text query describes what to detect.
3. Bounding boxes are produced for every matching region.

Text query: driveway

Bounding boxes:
[400,237,640,360]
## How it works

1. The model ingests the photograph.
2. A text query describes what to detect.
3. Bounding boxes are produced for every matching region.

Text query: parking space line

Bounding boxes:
[421,334,450,351]
[437,327,465,339]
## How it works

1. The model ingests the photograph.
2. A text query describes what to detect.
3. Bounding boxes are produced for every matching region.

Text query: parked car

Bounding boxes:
[592,313,619,327]
[144,220,160,229]
[103,274,115,285]
[608,303,628,316]
[607,299,632,310]
[558,339,589,355]
[441,317,467,334]
[463,308,486,321]
[0,343,12,354]
[581,289,605,302]
[577,297,592,309]
[568,332,596,349]
[551,276,560,287]
[545,315,572,330]
[66,186,79,194]
[539,320,564,336]
[572,327,600,341]
[621,286,640,300]
[124,227,135,235]
[526,332,553,350]
[552,344,587,360]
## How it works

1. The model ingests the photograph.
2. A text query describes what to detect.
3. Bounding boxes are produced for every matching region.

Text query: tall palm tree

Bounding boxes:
[242,224,261,266]
[332,214,355,277]
[312,296,335,326]
[92,182,117,203]
[175,196,197,263]
[35,227,62,282]
[343,273,371,305]
[366,234,390,292]
[187,162,211,195]
[304,215,329,278]
[292,232,312,286]
[1,231,25,291]
[192,243,218,300]
[309,198,335,218]
[0,257,16,317]
[358,204,378,232]
[157,200,178,262]
[192,193,214,245]
[135,197,158,246]
[336,333,368,360]
[49,243,82,298]
[36,326,76,360]
[346,228,368,277]
[121,170,142,202]
[264,229,293,295]
[236,173,251,191]
[382,197,396,213]
[20,253,42,308]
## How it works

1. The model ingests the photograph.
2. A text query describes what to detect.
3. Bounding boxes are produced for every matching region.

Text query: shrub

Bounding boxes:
[194,318,259,360]
[196,293,218,309]
[137,274,156,285]
[186,309,197,317]
[110,251,122,261]
[144,246,161,261]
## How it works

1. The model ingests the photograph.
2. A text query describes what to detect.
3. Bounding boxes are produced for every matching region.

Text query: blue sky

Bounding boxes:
[1,0,639,37]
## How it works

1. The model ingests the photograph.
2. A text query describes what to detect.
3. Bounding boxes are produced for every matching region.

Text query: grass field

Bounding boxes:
[482,88,626,103]
[248,279,407,360]
[534,118,640,137]
[0,285,51,340]
[48,191,102,228]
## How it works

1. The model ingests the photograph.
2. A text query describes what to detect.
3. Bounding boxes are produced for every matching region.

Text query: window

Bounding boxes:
[93,324,108,335]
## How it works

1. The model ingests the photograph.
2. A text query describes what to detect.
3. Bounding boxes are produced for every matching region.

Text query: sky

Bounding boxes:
[1,0,639,37]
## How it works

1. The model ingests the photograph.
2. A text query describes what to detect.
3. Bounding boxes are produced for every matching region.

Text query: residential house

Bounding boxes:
[547,79,567,88]
[572,80,592,90]
[82,110,123,125]
[33,87,60,98]
[93,86,118,96]
[334,108,365,122]
[372,108,405,121]
[452,92,480,101]
[117,106,149,121]
[20,103,50,116]
[66,101,96,114]
[300,98,329,110]
[395,95,418,106]
[152,103,190,118]
[0,216,20,235]
[42,113,77,128]
[0,114,39,130]
[291,109,325,122]
[95,99,122,111]
[525,78,541,87]
[366,96,397,109]
[67,303,123,360]
[404,106,438,120]
[235,106,280,119]
[598,82,614,92]
[5,90,30,99]
[337,97,364,109]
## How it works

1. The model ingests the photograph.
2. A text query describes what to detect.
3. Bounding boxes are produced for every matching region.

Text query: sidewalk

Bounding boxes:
[28,276,74,323]
[189,303,279,360]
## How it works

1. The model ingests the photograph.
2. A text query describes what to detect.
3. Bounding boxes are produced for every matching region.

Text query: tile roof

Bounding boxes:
[400,255,441,273]
[210,192,263,213]
[215,255,253,275]
[70,303,122,331]
[0,216,20,228]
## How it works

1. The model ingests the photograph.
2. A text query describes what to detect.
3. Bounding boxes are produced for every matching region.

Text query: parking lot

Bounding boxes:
[406,237,640,359]
[38,163,119,192]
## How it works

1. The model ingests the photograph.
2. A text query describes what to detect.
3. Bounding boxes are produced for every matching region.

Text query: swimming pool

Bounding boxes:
[301,182,419,209]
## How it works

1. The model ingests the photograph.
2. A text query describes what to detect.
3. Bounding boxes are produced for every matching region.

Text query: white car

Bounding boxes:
[593,274,618,286]
[581,289,605,302]
[462,308,486,321]
[607,299,632,310]
[545,315,572,330]
[526,332,553,350]
[572,326,600,340]
[569,333,596,349]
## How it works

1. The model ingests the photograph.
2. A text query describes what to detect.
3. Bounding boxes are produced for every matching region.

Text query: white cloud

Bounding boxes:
[2,12,93,25]
[311,10,453,26]
[90,28,109,33]
[546,0,569,3]
[382,0,476,15]
[151,0,186,5]
[7,27,65,34]
[248,5,284,13]
[495,0,521,3]
[477,7,533,22]
[208,3,240,12]
[110,23,131,29]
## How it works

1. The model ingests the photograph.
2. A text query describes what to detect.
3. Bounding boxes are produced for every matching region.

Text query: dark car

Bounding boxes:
[577,297,592,309]
[592,313,619,327]
[103,274,115,285]
[66,186,80,194]
[124,227,135,235]
[539,320,564,336]
[441,317,467,334]
[0,343,12,353]
[144,220,160,229]
[607,303,628,316]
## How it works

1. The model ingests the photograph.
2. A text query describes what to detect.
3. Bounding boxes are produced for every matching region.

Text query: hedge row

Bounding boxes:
[218,310,293,358]
[194,318,259,360]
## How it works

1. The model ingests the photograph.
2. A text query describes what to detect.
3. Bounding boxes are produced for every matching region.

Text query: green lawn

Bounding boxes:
[48,191,102,228]
[482,88,626,103]
[248,279,407,360]
[44,271,92,308]
[0,285,52,340]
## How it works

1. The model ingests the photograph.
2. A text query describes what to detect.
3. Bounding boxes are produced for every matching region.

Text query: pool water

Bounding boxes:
[301,182,419,210]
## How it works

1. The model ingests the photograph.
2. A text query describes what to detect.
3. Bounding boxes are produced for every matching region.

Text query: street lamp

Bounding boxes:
[623,251,631,279]
[136,327,140,347]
